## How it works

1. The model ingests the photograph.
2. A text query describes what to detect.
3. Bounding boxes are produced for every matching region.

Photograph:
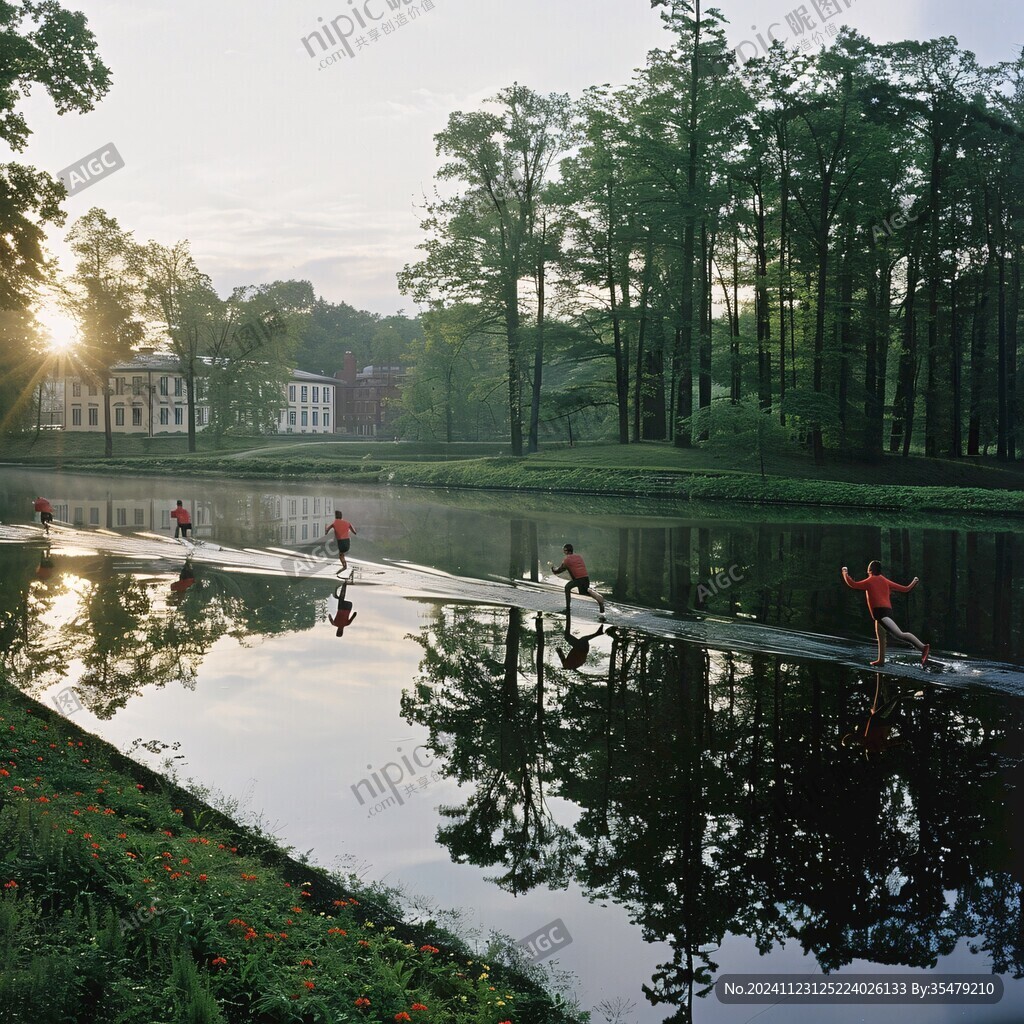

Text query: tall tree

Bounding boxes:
[64,208,145,457]
[400,85,574,456]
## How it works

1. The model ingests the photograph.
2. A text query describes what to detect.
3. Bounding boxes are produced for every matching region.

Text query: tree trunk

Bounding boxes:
[528,231,546,455]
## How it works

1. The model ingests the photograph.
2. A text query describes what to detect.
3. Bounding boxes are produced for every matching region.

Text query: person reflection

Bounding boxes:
[34,546,55,581]
[556,610,604,670]
[169,558,196,598]
[329,581,358,637]
[841,673,907,760]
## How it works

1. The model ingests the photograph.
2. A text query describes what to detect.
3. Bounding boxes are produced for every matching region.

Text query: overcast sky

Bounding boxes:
[17,0,1022,343]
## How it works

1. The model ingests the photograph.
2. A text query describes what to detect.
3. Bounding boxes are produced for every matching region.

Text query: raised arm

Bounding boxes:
[841,567,869,590]
[550,559,566,575]
[888,576,919,593]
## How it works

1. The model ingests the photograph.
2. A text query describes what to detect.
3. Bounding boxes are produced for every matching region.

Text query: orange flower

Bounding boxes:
[419,945,439,954]
[394,1015,411,1022]
[354,997,371,1007]
[3,880,17,889]
[411,1003,428,1011]
[197,874,208,882]
[303,980,315,990]
[211,957,227,966]
[300,959,313,967]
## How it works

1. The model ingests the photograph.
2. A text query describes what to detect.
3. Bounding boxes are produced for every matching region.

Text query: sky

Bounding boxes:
[14,0,1022,346]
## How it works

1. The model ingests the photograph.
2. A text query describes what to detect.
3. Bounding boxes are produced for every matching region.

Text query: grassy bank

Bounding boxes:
[4,436,1024,518]
[0,680,580,1024]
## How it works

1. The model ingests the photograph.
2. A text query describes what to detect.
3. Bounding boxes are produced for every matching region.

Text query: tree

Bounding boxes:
[0,1,110,310]
[400,84,574,456]
[64,208,146,457]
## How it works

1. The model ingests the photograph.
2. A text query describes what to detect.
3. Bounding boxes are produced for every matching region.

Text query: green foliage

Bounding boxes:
[0,686,584,1023]
[684,398,798,476]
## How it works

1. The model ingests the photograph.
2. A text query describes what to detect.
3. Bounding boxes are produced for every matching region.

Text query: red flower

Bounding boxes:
[300,959,313,967]
[354,996,371,1007]
[394,1014,412,1022]
[328,927,347,936]
[211,957,227,966]
[411,1003,428,1011]
[303,980,315,990]
[419,945,439,954]
[3,880,17,889]
[197,874,208,882]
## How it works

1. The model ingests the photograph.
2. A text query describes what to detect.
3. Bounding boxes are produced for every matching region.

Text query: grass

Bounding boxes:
[4,433,1024,518]
[0,680,580,1024]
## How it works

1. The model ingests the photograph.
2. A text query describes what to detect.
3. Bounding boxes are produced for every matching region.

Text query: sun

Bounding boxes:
[36,299,79,355]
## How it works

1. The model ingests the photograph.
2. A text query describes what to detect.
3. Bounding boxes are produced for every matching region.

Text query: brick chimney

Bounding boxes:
[336,351,357,385]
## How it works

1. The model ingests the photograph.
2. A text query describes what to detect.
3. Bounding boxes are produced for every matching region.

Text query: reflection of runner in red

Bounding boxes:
[325,510,357,572]
[169,559,196,594]
[329,582,357,637]
[841,674,907,760]
[556,616,605,670]
[842,560,929,667]
[34,547,54,581]
[550,544,605,617]
[33,497,54,532]
[170,500,192,540]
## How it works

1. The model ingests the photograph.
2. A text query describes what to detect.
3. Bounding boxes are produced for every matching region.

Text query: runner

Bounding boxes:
[329,581,357,637]
[33,496,54,533]
[550,543,605,617]
[841,560,929,667]
[170,500,192,541]
[325,509,358,573]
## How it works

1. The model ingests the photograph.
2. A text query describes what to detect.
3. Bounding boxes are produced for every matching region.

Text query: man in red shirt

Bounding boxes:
[842,560,929,667]
[170,500,192,540]
[325,510,357,573]
[550,543,605,617]
[33,497,54,532]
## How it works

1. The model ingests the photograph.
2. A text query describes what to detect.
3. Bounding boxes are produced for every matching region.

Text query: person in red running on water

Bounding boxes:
[325,510,357,573]
[170,500,192,540]
[550,543,605,617]
[842,560,929,667]
[33,497,54,532]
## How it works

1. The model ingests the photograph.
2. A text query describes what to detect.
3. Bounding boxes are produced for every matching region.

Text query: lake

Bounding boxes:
[1,466,1021,1024]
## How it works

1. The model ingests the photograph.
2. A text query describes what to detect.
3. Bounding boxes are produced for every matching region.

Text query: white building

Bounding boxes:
[278,370,336,434]
[63,352,208,436]
[63,357,337,436]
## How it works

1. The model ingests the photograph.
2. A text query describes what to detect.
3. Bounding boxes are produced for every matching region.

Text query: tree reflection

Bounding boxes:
[405,604,1024,1023]
[0,549,321,718]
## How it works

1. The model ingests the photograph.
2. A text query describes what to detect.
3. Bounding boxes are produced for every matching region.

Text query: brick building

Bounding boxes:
[333,351,405,437]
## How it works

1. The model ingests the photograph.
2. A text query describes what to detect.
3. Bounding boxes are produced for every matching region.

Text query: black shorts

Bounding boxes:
[40,512,53,525]
[566,575,590,594]
[872,607,893,622]
[176,522,192,536]
[338,538,351,553]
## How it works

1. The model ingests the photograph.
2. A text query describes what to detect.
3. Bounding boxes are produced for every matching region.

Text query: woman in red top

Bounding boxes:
[842,560,929,667]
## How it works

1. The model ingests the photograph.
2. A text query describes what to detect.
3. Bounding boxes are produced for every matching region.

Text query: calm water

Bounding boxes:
[1,468,1022,1024]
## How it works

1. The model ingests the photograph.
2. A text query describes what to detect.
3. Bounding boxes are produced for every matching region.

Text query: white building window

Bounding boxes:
[174,408,183,425]
[72,408,82,426]
[289,385,296,401]
[301,385,308,402]
[132,408,142,426]
[88,408,98,426]
[115,408,124,426]
[160,409,169,425]
[312,386,319,403]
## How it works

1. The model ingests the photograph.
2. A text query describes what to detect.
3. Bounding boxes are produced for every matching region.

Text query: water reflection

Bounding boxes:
[404,605,1024,1023]
[841,674,911,760]
[330,581,358,637]
[0,547,324,717]
[5,474,1023,662]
